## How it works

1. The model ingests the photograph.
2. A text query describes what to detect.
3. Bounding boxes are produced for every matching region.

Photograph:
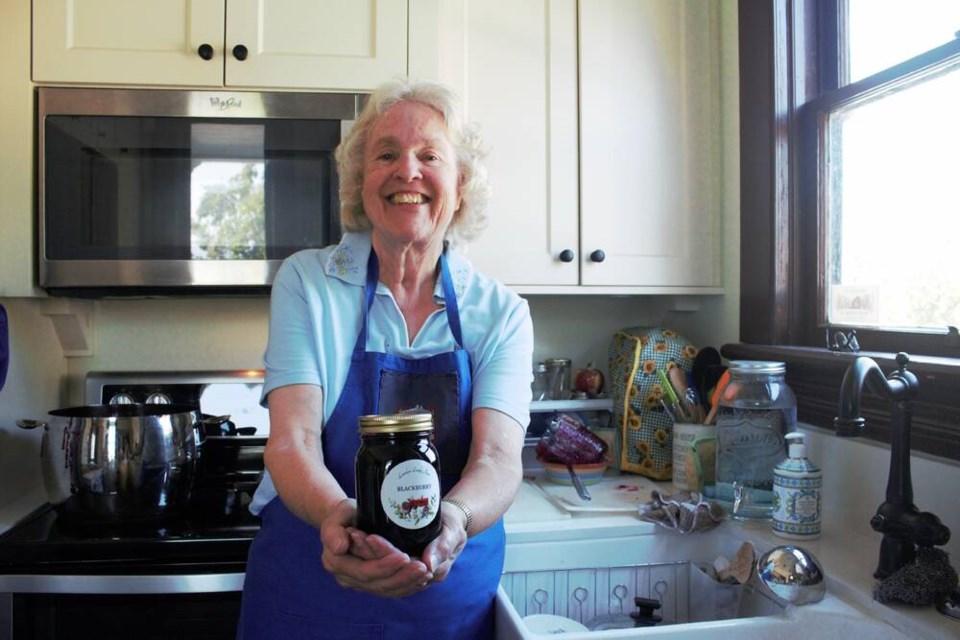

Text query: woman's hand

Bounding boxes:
[320,500,433,598]
[421,503,469,583]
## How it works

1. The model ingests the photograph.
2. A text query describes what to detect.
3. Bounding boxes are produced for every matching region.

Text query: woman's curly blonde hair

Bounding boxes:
[335,79,490,247]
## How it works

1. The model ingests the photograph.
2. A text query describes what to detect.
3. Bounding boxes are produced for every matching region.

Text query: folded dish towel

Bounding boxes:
[638,489,725,534]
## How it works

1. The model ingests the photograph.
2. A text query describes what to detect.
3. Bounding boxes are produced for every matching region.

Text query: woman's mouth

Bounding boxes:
[389,192,428,204]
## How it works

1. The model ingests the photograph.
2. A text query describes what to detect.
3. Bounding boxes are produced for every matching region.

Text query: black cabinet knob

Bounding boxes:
[197,43,214,60]
[232,44,249,61]
[558,249,575,263]
[590,249,606,263]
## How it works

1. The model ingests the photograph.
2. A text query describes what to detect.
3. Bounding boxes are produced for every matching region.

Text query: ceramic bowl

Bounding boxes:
[541,459,611,485]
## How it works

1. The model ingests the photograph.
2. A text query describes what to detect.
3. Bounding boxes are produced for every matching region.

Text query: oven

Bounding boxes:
[0,371,268,640]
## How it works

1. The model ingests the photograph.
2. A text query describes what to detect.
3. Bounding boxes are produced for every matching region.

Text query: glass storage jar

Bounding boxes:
[544,357,572,400]
[355,412,441,556]
[715,361,797,521]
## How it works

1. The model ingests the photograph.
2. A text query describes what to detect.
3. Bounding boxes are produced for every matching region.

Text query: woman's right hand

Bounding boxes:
[319,499,433,598]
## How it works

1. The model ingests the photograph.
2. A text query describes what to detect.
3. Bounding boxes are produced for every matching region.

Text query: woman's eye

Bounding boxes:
[376,152,395,161]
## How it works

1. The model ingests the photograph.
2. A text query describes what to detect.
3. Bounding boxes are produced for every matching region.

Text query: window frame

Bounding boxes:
[734,0,960,462]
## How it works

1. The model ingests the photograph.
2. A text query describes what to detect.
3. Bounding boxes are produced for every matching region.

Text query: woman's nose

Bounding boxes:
[394,153,423,181]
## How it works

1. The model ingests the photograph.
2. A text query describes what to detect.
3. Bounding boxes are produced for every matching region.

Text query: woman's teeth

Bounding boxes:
[390,193,425,204]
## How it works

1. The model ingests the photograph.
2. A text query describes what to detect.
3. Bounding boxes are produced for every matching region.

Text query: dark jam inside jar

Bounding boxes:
[355,412,442,557]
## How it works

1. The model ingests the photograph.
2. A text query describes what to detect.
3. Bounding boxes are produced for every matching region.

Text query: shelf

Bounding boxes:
[530,398,613,414]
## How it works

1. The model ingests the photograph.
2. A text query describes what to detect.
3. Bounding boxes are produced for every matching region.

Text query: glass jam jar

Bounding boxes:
[715,361,797,521]
[355,412,442,556]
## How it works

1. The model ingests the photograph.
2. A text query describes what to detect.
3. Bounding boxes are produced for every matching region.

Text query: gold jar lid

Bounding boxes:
[358,412,434,435]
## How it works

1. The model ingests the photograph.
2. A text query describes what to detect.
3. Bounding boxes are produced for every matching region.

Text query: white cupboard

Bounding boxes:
[579,0,722,289]
[433,0,726,292]
[430,0,581,287]
[32,0,408,91]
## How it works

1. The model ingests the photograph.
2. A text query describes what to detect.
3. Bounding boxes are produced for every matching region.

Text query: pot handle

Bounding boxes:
[16,419,48,431]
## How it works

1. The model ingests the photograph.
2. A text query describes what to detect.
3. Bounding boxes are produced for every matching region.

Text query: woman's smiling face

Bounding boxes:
[361,101,462,252]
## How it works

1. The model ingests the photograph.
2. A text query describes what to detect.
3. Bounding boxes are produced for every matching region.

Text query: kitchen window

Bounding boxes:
[733,0,960,461]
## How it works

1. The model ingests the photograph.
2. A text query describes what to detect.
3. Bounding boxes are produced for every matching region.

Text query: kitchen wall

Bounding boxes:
[0,299,66,527]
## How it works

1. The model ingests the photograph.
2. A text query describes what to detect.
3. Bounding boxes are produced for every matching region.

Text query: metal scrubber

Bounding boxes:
[873,547,959,606]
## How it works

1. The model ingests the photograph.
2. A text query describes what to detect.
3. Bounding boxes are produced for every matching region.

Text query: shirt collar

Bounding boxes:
[324,231,471,301]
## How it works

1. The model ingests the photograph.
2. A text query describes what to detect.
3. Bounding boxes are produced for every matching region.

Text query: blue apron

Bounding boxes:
[238,250,504,640]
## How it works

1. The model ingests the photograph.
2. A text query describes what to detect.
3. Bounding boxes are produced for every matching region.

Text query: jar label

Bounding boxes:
[380,459,441,530]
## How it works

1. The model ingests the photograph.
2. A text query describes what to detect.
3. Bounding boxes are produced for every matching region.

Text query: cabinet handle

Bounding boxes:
[197,44,214,61]
[232,44,249,61]
[589,249,606,263]
[558,249,575,263]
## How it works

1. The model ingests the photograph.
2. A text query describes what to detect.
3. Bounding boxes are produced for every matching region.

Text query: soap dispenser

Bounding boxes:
[772,432,822,539]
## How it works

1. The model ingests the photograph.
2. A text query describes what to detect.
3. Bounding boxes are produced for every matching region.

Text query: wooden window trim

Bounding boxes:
[735,0,960,462]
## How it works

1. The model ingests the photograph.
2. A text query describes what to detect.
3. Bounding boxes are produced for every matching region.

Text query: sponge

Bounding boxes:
[873,547,959,606]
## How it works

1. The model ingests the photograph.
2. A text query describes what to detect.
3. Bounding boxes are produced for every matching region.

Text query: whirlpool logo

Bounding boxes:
[209,96,243,111]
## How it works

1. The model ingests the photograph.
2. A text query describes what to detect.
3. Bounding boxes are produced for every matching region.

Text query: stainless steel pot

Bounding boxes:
[18,404,200,522]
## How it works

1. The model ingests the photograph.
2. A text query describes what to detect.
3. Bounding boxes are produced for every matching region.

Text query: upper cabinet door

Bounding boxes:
[33,0,226,86]
[579,0,722,288]
[225,0,408,90]
[33,0,408,90]
[421,0,580,286]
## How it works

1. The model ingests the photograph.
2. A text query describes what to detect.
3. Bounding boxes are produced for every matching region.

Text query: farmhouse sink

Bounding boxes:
[496,524,904,639]
[497,475,955,639]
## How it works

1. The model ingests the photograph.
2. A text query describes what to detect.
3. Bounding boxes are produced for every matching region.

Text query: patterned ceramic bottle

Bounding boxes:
[772,432,822,539]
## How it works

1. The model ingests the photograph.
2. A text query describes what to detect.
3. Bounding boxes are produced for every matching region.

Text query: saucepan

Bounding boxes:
[18,404,200,522]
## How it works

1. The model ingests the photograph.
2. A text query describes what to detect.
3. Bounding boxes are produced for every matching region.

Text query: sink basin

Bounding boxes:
[496,521,906,639]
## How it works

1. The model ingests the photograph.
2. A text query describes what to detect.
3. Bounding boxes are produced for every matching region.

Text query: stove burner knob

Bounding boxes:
[109,393,136,405]
[146,393,172,405]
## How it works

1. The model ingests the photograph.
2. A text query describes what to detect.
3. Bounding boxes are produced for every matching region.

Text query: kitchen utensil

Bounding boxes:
[15,418,72,505]
[756,545,826,606]
[19,404,201,522]
[704,369,731,425]
[691,347,722,409]
[728,541,756,584]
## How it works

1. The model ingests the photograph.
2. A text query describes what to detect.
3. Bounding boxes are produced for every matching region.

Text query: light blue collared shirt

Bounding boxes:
[251,232,533,513]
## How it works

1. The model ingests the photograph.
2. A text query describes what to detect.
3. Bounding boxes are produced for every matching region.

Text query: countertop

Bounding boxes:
[504,471,959,639]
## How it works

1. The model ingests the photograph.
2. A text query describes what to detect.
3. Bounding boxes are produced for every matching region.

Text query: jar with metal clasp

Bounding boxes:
[355,412,442,556]
[715,361,797,521]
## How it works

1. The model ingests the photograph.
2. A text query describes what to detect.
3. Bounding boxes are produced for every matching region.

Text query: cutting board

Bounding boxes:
[504,478,573,523]
[532,473,669,513]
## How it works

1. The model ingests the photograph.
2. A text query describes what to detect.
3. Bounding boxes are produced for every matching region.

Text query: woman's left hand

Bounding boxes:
[421,504,469,583]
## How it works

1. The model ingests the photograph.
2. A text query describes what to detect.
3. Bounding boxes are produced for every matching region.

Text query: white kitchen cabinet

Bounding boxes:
[430,0,725,292]
[578,0,722,289]
[32,0,408,91]
[424,0,581,287]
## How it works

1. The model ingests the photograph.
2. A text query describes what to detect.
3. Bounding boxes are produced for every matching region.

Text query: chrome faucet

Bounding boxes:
[834,352,951,580]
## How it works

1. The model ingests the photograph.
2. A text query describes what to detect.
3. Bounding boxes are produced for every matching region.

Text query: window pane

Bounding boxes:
[825,65,960,330]
[847,0,960,84]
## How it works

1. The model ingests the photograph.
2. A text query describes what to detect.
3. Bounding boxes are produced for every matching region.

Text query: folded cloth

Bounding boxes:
[638,489,725,534]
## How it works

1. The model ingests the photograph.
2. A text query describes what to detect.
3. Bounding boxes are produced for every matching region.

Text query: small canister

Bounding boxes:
[355,412,442,556]
[544,357,572,400]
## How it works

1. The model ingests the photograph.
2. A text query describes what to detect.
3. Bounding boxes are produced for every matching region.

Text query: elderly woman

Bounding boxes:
[237,80,533,639]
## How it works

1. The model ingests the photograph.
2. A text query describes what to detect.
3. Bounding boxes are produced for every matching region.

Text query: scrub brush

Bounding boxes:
[873,547,959,606]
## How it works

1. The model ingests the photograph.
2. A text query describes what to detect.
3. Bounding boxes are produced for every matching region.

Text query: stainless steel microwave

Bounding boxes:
[37,87,361,295]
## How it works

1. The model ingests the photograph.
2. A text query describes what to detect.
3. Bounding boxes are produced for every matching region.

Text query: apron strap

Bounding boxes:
[356,248,465,356]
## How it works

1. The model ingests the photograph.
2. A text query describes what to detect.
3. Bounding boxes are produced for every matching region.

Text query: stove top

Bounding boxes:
[0,488,259,575]
[0,370,267,588]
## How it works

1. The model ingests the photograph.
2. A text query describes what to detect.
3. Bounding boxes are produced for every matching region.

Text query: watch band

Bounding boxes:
[442,498,473,534]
